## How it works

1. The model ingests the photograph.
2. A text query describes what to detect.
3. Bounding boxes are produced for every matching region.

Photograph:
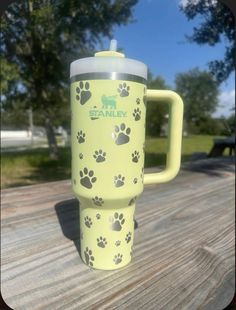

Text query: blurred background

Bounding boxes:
[1,0,235,188]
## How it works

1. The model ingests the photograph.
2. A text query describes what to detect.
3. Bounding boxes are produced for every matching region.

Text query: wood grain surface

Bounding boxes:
[1,157,235,310]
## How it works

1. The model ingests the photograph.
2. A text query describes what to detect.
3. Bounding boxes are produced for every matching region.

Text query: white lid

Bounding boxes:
[70,40,147,80]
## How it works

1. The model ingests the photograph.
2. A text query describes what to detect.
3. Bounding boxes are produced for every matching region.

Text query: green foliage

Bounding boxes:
[223,113,235,136]
[190,117,225,135]
[180,0,235,83]
[146,73,169,136]
[0,59,19,96]
[1,0,138,109]
[175,68,219,133]
[1,106,29,130]
[1,0,138,155]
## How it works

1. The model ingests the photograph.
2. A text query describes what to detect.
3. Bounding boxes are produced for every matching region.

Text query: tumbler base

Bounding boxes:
[80,204,135,270]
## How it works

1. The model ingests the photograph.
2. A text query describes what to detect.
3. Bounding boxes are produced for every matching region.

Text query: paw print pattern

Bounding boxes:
[132,151,140,163]
[110,212,125,231]
[93,150,106,163]
[76,81,92,105]
[92,196,104,207]
[113,123,131,145]
[84,216,92,228]
[80,168,97,189]
[97,236,107,248]
[117,82,130,97]
[125,232,132,243]
[84,247,94,267]
[114,175,125,187]
[133,178,138,184]
[115,240,121,247]
[133,108,141,121]
[79,153,83,159]
[113,253,123,265]
[77,131,85,144]
[92,196,104,206]
[136,98,140,105]
[96,213,101,220]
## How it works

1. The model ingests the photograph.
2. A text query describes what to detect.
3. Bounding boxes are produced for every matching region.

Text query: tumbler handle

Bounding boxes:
[144,90,184,184]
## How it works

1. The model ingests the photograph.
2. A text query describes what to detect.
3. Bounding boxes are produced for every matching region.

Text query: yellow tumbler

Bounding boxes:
[70,40,183,270]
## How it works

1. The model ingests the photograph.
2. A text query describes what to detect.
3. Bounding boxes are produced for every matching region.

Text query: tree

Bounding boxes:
[146,73,169,136]
[180,0,235,83]
[175,68,219,133]
[224,113,235,135]
[1,0,138,158]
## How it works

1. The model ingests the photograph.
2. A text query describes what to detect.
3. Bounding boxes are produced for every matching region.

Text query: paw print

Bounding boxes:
[96,213,101,220]
[84,216,92,228]
[125,232,132,243]
[92,196,104,206]
[136,98,140,105]
[77,130,85,144]
[79,153,83,159]
[76,81,92,105]
[128,196,137,206]
[113,253,123,265]
[133,178,138,184]
[114,175,125,187]
[117,82,130,97]
[115,240,121,247]
[97,236,107,248]
[110,212,125,231]
[132,151,140,163]
[113,123,131,145]
[80,168,97,189]
[93,149,106,163]
[84,247,94,267]
[133,108,141,121]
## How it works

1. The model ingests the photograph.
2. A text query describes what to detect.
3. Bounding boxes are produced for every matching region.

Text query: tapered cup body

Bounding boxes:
[71,73,147,269]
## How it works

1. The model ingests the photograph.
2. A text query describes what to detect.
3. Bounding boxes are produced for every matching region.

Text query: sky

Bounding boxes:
[102,0,235,117]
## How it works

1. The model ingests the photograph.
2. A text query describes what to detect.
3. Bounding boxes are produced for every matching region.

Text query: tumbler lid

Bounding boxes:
[70,40,147,80]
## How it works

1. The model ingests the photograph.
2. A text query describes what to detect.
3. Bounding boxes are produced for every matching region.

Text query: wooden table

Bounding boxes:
[1,157,235,310]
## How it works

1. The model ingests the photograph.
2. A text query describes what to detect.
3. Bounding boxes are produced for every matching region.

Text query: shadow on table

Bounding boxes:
[54,199,139,257]
[182,156,235,177]
[54,199,81,256]
[145,152,235,177]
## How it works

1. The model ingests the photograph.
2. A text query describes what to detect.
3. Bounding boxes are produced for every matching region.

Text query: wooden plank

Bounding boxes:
[1,157,235,310]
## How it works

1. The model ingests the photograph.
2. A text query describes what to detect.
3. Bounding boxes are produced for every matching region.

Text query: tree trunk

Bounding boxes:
[45,117,59,160]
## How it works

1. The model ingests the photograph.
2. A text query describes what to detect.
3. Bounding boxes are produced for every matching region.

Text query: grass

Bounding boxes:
[144,134,218,167]
[1,147,71,189]
[1,135,223,189]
